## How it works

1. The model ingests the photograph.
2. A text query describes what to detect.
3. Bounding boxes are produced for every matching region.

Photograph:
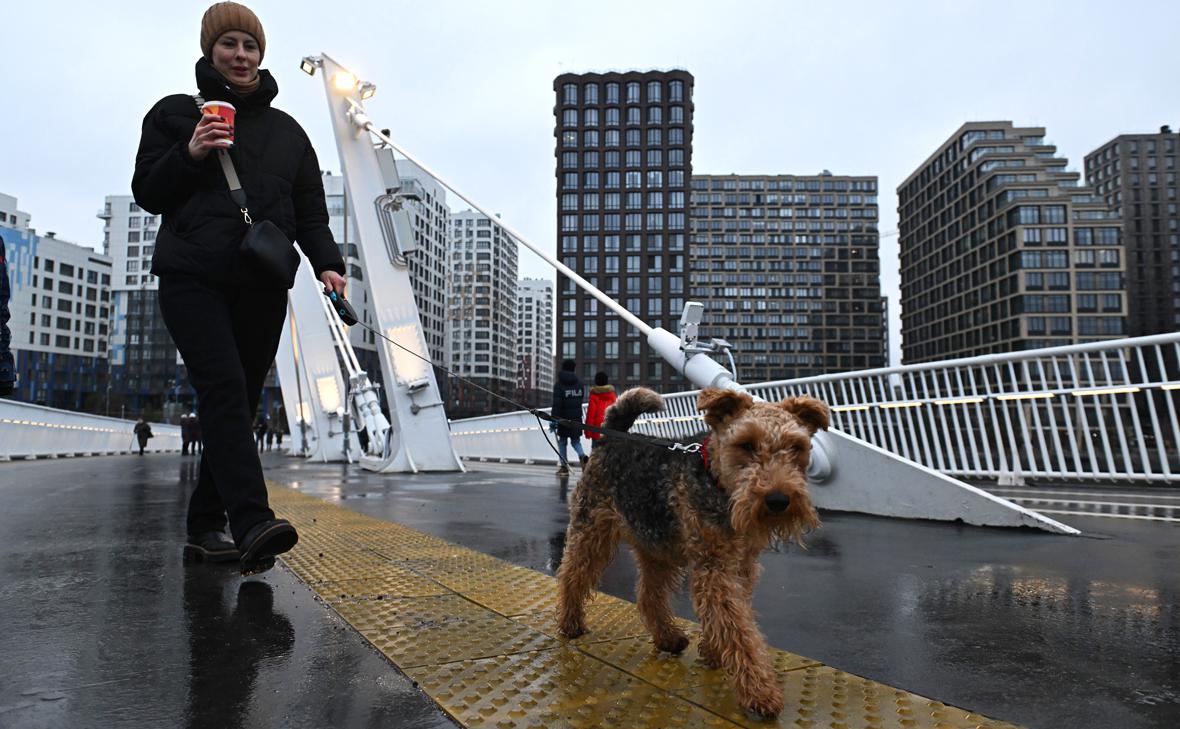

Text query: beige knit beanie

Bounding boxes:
[200,2,266,61]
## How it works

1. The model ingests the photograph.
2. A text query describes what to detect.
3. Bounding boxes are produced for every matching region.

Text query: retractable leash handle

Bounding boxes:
[324,289,359,326]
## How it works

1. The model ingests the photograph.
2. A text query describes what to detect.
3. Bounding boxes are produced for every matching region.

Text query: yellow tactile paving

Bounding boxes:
[269,485,1021,729]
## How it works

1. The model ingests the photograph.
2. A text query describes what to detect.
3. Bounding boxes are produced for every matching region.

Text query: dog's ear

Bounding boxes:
[779,396,830,435]
[697,388,753,429]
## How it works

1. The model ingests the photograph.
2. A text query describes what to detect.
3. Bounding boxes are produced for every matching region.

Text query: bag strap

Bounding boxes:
[193,95,251,224]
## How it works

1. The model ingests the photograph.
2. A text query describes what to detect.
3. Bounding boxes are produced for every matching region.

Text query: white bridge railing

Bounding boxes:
[451,332,1180,483]
[0,400,182,459]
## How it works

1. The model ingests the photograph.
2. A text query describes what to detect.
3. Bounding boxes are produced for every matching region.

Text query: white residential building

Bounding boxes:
[97,195,182,412]
[1,193,112,409]
[446,210,518,416]
[516,277,554,401]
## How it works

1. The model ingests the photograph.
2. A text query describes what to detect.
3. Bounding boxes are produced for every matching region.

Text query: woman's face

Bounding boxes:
[210,30,260,85]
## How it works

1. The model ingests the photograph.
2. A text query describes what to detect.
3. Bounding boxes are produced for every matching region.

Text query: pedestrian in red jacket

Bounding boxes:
[585,372,617,451]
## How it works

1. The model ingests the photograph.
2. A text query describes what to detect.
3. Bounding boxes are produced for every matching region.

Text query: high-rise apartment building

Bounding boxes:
[689,173,885,380]
[554,70,694,391]
[898,122,1126,363]
[516,277,554,407]
[2,194,112,410]
[446,210,518,418]
[99,195,183,415]
[1085,125,1180,334]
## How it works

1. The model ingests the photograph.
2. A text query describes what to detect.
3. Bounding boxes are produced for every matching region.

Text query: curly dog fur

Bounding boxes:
[555,386,828,718]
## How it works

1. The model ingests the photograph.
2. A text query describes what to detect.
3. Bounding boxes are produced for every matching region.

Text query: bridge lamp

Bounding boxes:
[333,71,358,92]
[299,56,321,75]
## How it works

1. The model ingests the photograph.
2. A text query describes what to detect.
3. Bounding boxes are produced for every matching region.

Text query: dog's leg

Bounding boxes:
[690,563,783,719]
[633,551,688,654]
[555,508,618,639]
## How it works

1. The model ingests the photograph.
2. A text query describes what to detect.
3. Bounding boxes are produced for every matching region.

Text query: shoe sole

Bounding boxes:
[239,522,298,576]
[183,544,240,564]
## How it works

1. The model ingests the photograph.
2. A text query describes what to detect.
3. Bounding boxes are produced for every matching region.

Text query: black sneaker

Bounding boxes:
[238,519,298,576]
[184,531,240,563]
[580,455,589,467]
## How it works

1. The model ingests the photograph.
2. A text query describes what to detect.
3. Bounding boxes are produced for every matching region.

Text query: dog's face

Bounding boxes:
[697,388,827,545]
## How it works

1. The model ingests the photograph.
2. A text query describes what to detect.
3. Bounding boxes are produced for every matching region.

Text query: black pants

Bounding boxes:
[159,277,287,545]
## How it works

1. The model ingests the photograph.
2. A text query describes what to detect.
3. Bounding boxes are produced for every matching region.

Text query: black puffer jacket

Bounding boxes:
[550,370,586,438]
[132,58,344,287]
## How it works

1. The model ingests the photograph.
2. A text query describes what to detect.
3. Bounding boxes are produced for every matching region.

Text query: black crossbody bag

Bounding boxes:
[194,95,300,289]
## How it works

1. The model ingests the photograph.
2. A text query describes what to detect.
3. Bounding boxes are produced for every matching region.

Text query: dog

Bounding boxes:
[555,386,828,718]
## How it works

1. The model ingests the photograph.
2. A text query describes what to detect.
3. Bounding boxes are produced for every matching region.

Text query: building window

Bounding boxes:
[605,82,619,104]
[562,130,577,147]
[669,106,684,124]
[626,82,640,103]
[583,130,599,147]
[647,128,662,146]
[584,108,599,127]
[648,106,663,124]
[669,80,684,102]
[605,108,619,126]
[562,83,577,105]
[604,129,620,147]
[583,82,599,104]
[562,109,577,127]
[626,107,641,125]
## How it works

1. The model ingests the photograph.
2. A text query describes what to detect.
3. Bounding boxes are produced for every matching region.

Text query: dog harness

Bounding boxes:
[700,437,722,490]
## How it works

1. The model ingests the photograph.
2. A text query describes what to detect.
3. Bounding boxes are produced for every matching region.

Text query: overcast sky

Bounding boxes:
[2,0,1177,365]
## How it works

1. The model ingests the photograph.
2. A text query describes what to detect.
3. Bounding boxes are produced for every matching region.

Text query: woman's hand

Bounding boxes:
[187,114,233,161]
[320,270,347,297]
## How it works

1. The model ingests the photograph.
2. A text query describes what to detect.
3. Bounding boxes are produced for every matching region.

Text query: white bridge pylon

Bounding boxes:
[293,52,1076,533]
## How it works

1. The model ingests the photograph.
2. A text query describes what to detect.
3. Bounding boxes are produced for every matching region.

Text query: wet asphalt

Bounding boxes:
[1,451,1178,728]
[0,454,456,729]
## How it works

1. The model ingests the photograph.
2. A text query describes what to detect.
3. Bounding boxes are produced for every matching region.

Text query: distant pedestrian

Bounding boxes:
[181,413,193,455]
[134,417,153,456]
[275,422,283,449]
[255,416,268,453]
[189,412,203,454]
[265,428,274,451]
[0,243,14,398]
[550,359,587,476]
[585,371,617,451]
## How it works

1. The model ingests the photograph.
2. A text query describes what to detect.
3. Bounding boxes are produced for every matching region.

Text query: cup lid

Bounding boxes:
[200,100,236,111]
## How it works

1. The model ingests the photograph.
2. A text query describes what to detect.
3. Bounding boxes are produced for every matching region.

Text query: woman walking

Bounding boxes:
[132,2,346,574]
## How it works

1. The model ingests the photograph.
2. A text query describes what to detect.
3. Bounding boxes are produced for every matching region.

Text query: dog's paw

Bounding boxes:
[655,633,690,654]
[740,686,784,721]
[557,623,587,640]
[697,647,722,669]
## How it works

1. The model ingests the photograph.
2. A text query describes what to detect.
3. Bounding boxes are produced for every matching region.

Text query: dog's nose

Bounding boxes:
[764,493,791,513]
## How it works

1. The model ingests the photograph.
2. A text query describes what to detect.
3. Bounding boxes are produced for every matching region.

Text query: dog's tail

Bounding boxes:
[602,387,664,433]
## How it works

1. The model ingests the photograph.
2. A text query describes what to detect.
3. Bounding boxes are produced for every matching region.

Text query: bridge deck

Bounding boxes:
[1,453,1177,728]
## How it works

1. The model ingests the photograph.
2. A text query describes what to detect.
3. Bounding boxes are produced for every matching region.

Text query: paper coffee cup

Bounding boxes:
[200,101,236,145]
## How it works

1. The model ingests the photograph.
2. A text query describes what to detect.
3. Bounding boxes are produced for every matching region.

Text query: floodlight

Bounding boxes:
[299,56,320,75]
[359,82,377,100]
[332,71,358,92]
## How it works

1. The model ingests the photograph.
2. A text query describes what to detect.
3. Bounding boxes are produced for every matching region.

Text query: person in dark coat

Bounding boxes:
[584,371,617,451]
[180,413,192,455]
[132,2,345,574]
[134,418,153,456]
[0,243,14,397]
[189,412,203,454]
[255,416,268,452]
[550,359,587,475]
